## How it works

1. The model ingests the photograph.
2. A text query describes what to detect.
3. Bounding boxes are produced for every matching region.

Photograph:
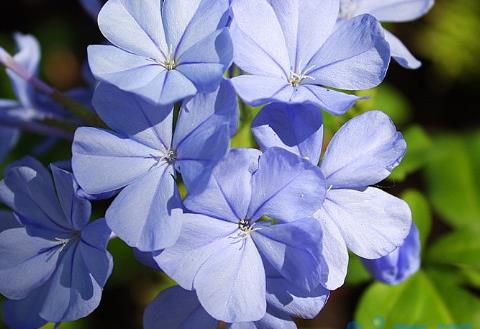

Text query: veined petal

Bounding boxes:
[307,14,390,90]
[155,214,238,290]
[321,187,412,259]
[252,219,327,292]
[320,111,406,188]
[248,148,326,222]
[144,286,217,329]
[252,103,323,166]
[231,75,293,107]
[98,0,166,59]
[383,29,421,69]
[72,127,159,194]
[0,227,61,300]
[3,287,48,329]
[93,83,173,152]
[184,149,261,222]
[230,0,290,78]
[268,0,340,70]
[195,236,266,322]
[106,164,184,251]
[357,0,434,22]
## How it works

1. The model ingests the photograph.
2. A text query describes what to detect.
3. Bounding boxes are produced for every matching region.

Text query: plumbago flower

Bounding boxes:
[88,0,233,105]
[229,0,390,115]
[339,0,434,69]
[72,81,238,251]
[362,222,421,285]
[144,282,328,329]
[0,158,113,328]
[252,106,412,283]
[0,33,63,163]
[154,148,336,322]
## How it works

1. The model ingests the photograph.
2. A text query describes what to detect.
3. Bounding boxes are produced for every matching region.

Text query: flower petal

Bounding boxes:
[357,0,434,22]
[50,165,91,231]
[252,103,323,166]
[362,222,421,284]
[144,286,217,329]
[194,236,266,322]
[72,127,158,194]
[155,214,238,290]
[184,148,261,222]
[231,75,292,107]
[268,0,339,69]
[230,0,290,78]
[384,29,421,69]
[321,187,412,259]
[106,165,184,251]
[252,219,327,292]
[0,127,18,164]
[98,0,166,59]
[93,83,173,151]
[0,227,61,300]
[307,14,390,90]
[320,111,406,188]
[247,148,326,222]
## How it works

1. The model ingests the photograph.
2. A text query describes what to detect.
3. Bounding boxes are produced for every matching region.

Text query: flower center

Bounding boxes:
[288,66,316,87]
[149,149,177,168]
[339,0,358,19]
[155,44,177,71]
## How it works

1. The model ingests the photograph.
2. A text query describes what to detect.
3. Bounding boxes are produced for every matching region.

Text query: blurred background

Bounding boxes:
[0,0,479,328]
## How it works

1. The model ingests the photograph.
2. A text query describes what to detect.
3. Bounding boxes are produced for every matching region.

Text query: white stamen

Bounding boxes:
[288,65,317,87]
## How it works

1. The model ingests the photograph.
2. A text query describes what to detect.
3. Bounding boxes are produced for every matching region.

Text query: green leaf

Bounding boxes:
[355,271,455,329]
[401,189,432,249]
[390,125,433,181]
[345,254,371,286]
[423,134,480,229]
[427,228,480,269]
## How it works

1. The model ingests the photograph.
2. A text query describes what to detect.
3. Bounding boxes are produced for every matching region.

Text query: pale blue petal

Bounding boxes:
[252,219,327,292]
[320,111,406,188]
[0,227,61,300]
[321,187,412,259]
[50,165,91,231]
[307,15,390,90]
[106,165,184,251]
[144,286,217,329]
[383,29,421,69]
[357,0,434,22]
[2,288,48,329]
[268,0,339,70]
[72,127,159,194]
[176,29,233,93]
[155,214,237,290]
[184,149,261,222]
[362,223,420,284]
[252,103,323,165]
[266,277,329,319]
[228,312,296,329]
[98,0,166,59]
[7,33,40,108]
[1,158,72,237]
[92,83,173,151]
[230,0,290,78]
[231,75,292,107]
[195,236,266,322]
[172,0,230,57]
[247,148,326,222]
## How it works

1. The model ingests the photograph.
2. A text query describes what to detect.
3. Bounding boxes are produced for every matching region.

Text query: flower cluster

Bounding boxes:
[0,0,432,328]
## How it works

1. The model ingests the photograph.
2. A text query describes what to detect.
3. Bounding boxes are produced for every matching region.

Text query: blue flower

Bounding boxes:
[144,282,329,329]
[362,223,421,285]
[229,0,390,115]
[154,148,335,322]
[252,106,412,286]
[0,158,113,328]
[88,0,233,105]
[339,0,434,69]
[79,0,105,19]
[72,81,238,251]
